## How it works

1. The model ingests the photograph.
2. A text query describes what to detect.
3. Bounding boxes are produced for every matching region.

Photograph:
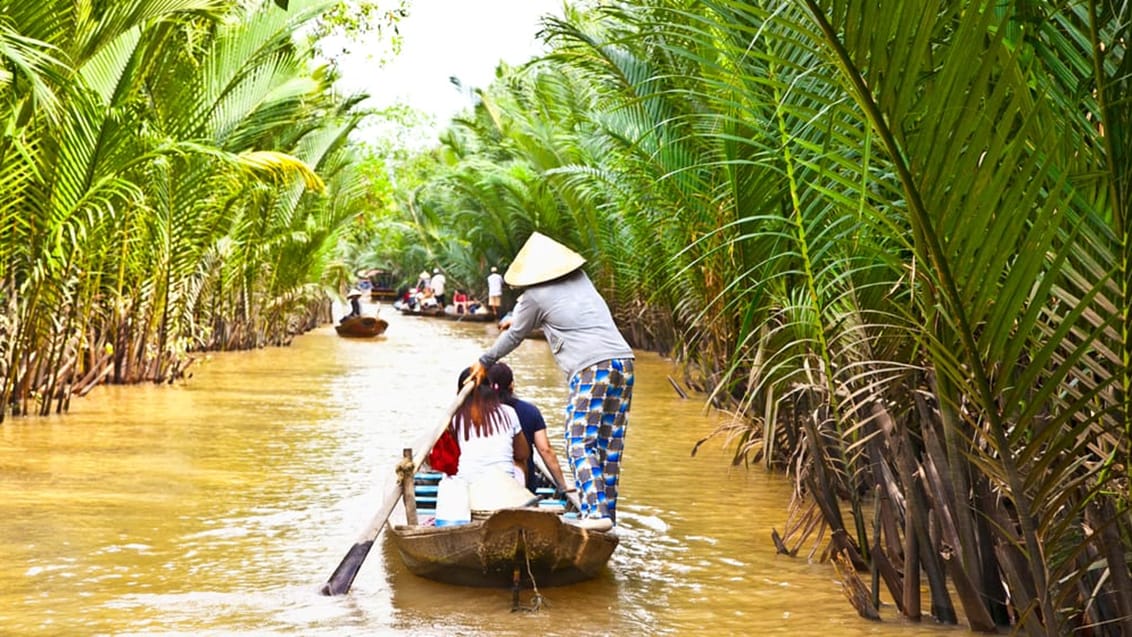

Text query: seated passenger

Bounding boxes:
[451,368,530,493]
[488,362,576,506]
[452,289,469,314]
[341,288,362,322]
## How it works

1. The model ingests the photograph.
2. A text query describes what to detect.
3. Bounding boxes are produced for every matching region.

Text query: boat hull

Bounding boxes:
[388,508,618,588]
[334,316,388,337]
[399,305,444,317]
[443,310,496,322]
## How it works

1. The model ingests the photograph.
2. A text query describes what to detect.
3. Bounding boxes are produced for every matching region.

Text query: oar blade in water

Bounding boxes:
[320,540,374,596]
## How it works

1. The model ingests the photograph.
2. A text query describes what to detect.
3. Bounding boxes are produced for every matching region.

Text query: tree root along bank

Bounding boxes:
[1,300,328,420]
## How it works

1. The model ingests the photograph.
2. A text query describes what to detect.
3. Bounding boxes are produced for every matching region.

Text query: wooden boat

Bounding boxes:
[443,308,496,322]
[355,267,399,302]
[335,316,388,337]
[389,507,617,588]
[387,473,618,588]
[399,304,444,317]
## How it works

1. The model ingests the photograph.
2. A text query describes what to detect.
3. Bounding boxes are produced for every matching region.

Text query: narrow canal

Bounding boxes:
[0,306,961,636]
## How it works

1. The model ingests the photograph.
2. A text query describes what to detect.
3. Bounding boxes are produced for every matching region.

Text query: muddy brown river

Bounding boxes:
[0,306,962,636]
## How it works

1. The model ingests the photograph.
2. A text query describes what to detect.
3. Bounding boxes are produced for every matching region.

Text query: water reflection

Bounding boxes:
[0,308,959,636]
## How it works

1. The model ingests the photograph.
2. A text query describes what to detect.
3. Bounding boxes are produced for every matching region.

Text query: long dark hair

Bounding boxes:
[452,368,507,440]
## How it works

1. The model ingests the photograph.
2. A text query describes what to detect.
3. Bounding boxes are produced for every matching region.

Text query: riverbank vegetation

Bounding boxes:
[370,1,1132,634]
[0,0,403,415]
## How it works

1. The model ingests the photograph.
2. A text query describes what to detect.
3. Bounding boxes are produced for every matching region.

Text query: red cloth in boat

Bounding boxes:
[428,427,461,475]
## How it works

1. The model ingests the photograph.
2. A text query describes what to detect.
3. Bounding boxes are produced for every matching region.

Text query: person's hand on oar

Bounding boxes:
[468,360,488,385]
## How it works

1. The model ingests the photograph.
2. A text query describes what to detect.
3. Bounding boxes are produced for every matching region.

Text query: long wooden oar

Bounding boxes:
[319,381,474,596]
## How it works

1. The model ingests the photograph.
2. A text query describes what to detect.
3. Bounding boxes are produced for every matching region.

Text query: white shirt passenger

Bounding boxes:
[454,404,521,482]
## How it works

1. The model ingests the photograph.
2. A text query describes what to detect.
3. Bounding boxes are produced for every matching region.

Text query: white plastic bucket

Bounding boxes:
[435,476,471,527]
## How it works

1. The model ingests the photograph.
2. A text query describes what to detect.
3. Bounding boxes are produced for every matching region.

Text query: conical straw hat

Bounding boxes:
[504,232,586,287]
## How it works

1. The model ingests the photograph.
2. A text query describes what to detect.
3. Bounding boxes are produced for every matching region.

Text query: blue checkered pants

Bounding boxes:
[564,358,634,523]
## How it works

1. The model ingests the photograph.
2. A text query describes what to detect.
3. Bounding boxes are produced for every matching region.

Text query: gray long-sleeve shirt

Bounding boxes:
[479,270,634,378]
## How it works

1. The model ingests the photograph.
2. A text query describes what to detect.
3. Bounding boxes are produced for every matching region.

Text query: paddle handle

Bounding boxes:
[350,380,473,544]
[320,380,474,595]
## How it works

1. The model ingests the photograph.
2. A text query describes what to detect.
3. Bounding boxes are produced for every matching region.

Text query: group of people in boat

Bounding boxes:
[431,354,599,523]
[348,264,495,320]
[397,267,492,317]
[430,362,577,516]
[432,233,636,532]
[394,269,443,312]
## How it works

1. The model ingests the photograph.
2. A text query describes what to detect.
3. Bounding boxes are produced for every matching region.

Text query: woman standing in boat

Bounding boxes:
[469,232,635,531]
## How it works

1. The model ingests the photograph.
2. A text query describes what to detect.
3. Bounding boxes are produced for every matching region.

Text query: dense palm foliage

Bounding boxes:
[383,1,1132,633]
[0,0,378,417]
